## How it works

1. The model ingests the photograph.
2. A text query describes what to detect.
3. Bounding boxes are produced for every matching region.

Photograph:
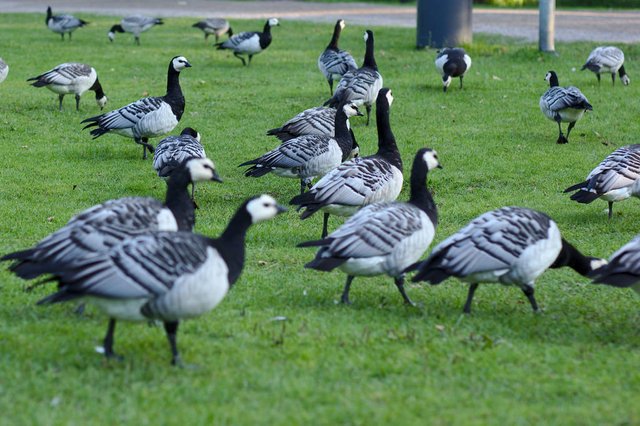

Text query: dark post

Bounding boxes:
[417,0,472,49]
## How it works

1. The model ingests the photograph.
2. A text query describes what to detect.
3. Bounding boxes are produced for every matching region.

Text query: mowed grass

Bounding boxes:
[0,12,639,425]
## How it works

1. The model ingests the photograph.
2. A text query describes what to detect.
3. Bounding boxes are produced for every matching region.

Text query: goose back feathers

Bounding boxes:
[582,46,630,86]
[46,6,87,40]
[591,235,640,294]
[108,15,164,44]
[192,18,231,42]
[153,127,206,178]
[435,47,472,92]
[318,19,358,95]
[215,18,279,66]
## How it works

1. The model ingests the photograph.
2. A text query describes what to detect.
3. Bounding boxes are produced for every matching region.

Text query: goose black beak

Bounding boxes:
[211,171,223,183]
[276,205,288,214]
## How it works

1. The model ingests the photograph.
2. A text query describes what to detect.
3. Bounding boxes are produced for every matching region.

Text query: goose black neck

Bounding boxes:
[110,24,124,33]
[217,207,254,286]
[166,63,183,98]
[375,101,402,171]
[619,65,627,78]
[327,22,342,50]
[263,21,272,34]
[46,7,52,23]
[363,32,377,70]
[334,105,355,157]
[550,238,595,276]
[164,170,196,231]
[548,72,559,87]
[408,153,437,226]
[90,78,105,99]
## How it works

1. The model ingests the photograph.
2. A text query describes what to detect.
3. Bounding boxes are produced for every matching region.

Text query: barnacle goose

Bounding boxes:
[591,235,640,294]
[564,144,640,219]
[46,6,87,41]
[291,88,403,238]
[318,19,358,96]
[29,195,285,366]
[0,58,8,84]
[108,15,164,45]
[582,46,630,86]
[299,148,441,305]
[240,100,361,195]
[324,30,383,126]
[215,18,279,66]
[192,18,231,43]
[435,47,472,92]
[2,158,222,281]
[409,207,606,313]
[81,56,192,160]
[539,70,593,144]
[27,63,108,111]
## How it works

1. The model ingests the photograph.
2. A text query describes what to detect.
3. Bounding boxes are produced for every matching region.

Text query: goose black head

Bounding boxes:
[246,194,287,223]
[267,18,280,28]
[377,87,393,109]
[171,56,192,72]
[180,127,201,142]
[186,158,222,183]
[420,148,442,171]
[343,102,363,118]
[545,70,559,87]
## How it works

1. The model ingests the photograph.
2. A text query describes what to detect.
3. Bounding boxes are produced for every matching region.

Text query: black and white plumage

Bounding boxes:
[45,6,87,41]
[2,158,222,281]
[108,15,164,45]
[318,19,358,96]
[434,47,472,92]
[27,63,108,111]
[539,70,593,144]
[564,144,640,219]
[324,30,383,126]
[0,58,8,84]
[215,18,279,66]
[582,46,630,86]
[291,88,403,238]
[409,207,607,313]
[240,101,361,195]
[590,235,640,295]
[299,148,441,305]
[81,56,192,160]
[192,18,231,43]
[29,195,285,366]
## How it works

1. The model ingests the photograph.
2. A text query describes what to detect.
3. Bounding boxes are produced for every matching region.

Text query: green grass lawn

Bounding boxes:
[0,13,639,425]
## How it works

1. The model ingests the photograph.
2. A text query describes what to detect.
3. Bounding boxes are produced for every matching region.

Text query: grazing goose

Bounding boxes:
[192,18,231,43]
[46,6,87,40]
[27,63,108,111]
[591,235,640,295]
[0,58,8,84]
[108,15,164,45]
[582,46,630,86]
[31,195,285,366]
[291,88,403,238]
[2,158,222,281]
[409,207,607,313]
[324,30,383,126]
[318,19,358,96]
[564,144,640,219]
[215,18,279,66]
[240,100,361,195]
[299,148,441,305]
[81,56,191,160]
[435,47,472,92]
[539,70,593,144]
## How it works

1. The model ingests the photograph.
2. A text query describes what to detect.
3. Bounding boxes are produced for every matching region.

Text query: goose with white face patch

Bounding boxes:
[540,70,593,144]
[409,207,607,314]
[46,6,87,41]
[31,195,285,366]
[591,235,640,295]
[81,56,192,160]
[324,30,383,126]
[192,18,231,43]
[2,158,222,281]
[564,144,640,219]
[108,15,164,45]
[215,18,279,66]
[582,46,630,86]
[291,88,403,238]
[28,63,108,111]
[318,19,358,96]
[299,148,441,306]
[0,58,8,84]
[240,100,361,195]
[435,47,472,92]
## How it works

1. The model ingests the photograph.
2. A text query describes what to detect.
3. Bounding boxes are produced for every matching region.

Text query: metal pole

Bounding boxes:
[539,0,555,52]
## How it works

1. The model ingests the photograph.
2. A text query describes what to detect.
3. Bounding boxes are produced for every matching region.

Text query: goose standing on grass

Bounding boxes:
[192,18,231,43]
[291,88,403,238]
[0,58,8,84]
[27,63,108,111]
[299,148,441,306]
[215,18,279,66]
[2,158,222,281]
[240,100,361,195]
[539,70,593,144]
[81,56,192,160]
[409,207,607,314]
[591,235,640,295]
[435,47,472,92]
[318,19,358,96]
[108,15,164,45]
[564,144,640,219]
[28,195,285,366]
[324,30,383,126]
[45,6,87,41]
[582,46,630,86]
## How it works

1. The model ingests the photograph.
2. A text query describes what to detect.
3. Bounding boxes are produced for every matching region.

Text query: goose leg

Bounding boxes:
[75,94,81,111]
[60,33,65,41]
[328,78,334,96]
[135,137,155,160]
[608,201,613,219]
[233,52,246,66]
[135,36,140,46]
[555,120,568,144]
[463,283,479,314]
[365,104,372,126]
[340,275,355,304]
[566,121,576,142]
[394,275,415,306]
[58,94,64,111]
[68,32,72,41]
[596,73,601,84]
[611,73,616,85]
[164,321,182,366]
[459,75,464,89]
[521,285,539,312]
[248,54,254,66]
[103,318,122,360]
[322,213,330,238]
